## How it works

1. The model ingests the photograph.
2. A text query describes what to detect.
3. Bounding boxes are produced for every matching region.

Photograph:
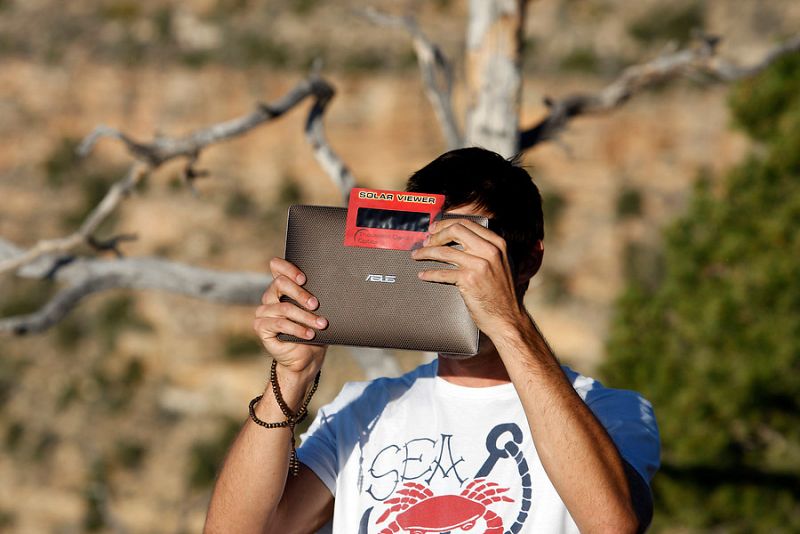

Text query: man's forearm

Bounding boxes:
[204,368,315,534]
[492,315,639,534]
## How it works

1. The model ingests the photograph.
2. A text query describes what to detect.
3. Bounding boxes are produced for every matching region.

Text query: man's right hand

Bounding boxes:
[253,257,328,381]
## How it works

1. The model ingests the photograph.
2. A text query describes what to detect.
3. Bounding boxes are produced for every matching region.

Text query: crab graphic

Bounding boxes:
[376,478,513,534]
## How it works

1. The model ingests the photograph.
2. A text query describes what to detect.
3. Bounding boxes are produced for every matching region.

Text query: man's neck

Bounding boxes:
[436,340,512,387]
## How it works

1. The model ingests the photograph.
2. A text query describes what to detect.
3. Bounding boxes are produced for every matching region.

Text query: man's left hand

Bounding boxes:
[411,218,526,338]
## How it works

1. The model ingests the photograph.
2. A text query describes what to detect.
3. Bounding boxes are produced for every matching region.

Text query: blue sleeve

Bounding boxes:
[587,387,660,483]
[563,367,661,484]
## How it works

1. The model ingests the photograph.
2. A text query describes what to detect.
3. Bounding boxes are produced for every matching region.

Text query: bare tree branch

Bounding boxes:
[359,8,463,150]
[1,71,355,276]
[0,237,270,335]
[1,235,402,379]
[710,34,800,80]
[0,68,367,378]
[304,73,357,201]
[519,34,800,150]
[77,76,328,166]
[0,163,148,275]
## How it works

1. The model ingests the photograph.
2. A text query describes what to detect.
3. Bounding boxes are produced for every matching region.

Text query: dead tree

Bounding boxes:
[1,0,799,378]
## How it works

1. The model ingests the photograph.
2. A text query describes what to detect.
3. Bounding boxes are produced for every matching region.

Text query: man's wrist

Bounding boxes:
[257,363,318,417]
[490,311,561,370]
[481,304,530,347]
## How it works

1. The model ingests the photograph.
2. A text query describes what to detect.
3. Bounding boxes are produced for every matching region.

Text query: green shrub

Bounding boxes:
[235,33,290,67]
[90,356,147,412]
[153,6,174,43]
[225,189,255,218]
[83,458,110,532]
[57,381,81,412]
[60,172,119,229]
[0,279,57,317]
[4,421,24,452]
[223,333,262,361]
[0,509,15,530]
[559,47,600,74]
[628,2,705,46]
[32,431,59,461]
[290,0,320,15]
[542,190,567,237]
[43,137,82,188]
[114,439,147,469]
[98,295,151,334]
[541,269,570,304]
[602,52,800,532]
[615,185,643,219]
[54,314,87,350]
[342,49,387,72]
[99,1,141,22]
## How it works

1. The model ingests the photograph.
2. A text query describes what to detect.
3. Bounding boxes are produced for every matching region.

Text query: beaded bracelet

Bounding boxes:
[249,359,321,476]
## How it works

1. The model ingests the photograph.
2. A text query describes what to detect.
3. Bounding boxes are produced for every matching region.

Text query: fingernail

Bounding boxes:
[307,296,318,309]
[305,329,314,339]
[296,273,306,284]
[424,235,431,245]
[316,317,327,328]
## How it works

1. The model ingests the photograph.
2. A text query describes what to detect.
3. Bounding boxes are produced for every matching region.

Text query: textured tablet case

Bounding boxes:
[277,205,488,355]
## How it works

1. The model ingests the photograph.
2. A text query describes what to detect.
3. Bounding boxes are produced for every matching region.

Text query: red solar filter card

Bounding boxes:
[343,188,445,251]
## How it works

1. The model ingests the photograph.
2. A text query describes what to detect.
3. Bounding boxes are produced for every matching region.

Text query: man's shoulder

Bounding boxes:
[319,360,437,415]
[561,364,651,407]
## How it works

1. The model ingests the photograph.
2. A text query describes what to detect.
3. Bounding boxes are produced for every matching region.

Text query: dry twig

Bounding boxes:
[0,237,269,335]
[519,34,800,150]
[359,7,463,149]
[1,71,353,336]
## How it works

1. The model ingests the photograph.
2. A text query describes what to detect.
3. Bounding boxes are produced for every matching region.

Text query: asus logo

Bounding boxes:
[365,274,396,283]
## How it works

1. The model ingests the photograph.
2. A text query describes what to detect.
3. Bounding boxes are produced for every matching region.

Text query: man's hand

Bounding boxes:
[411,218,525,338]
[253,257,328,384]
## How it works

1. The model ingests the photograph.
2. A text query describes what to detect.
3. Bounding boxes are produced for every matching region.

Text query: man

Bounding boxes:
[205,148,660,533]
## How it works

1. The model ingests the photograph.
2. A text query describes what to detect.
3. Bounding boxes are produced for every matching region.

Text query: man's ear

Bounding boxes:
[515,240,544,286]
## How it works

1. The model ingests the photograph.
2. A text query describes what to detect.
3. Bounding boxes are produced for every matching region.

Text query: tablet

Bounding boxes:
[277,205,488,355]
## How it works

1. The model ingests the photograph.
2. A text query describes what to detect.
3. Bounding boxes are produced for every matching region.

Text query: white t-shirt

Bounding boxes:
[297,360,659,534]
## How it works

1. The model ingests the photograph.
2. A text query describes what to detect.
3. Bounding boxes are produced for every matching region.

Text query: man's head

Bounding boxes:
[406,147,545,300]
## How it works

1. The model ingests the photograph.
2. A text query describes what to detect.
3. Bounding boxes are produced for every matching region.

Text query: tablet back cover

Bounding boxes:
[277,205,487,355]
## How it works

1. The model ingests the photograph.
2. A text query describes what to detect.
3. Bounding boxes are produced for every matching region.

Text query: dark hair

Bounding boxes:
[406,147,544,278]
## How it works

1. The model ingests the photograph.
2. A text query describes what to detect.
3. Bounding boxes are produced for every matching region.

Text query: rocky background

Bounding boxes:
[1,0,799,532]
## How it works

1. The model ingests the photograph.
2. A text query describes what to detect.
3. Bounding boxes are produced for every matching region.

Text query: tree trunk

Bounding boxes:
[465,0,528,158]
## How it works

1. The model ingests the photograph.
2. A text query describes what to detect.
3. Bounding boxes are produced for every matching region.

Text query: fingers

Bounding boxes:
[269,257,307,285]
[264,258,316,308]
[414,218,509,287]
[426,219,507,263]
[255,302,328,330]
[253,300,327,344]
[264,274,319,310]
[413,246,491,285]
[411,244,484,270]
[416,267,459,284]
[255,257,327,344]
[254,316,316,341]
